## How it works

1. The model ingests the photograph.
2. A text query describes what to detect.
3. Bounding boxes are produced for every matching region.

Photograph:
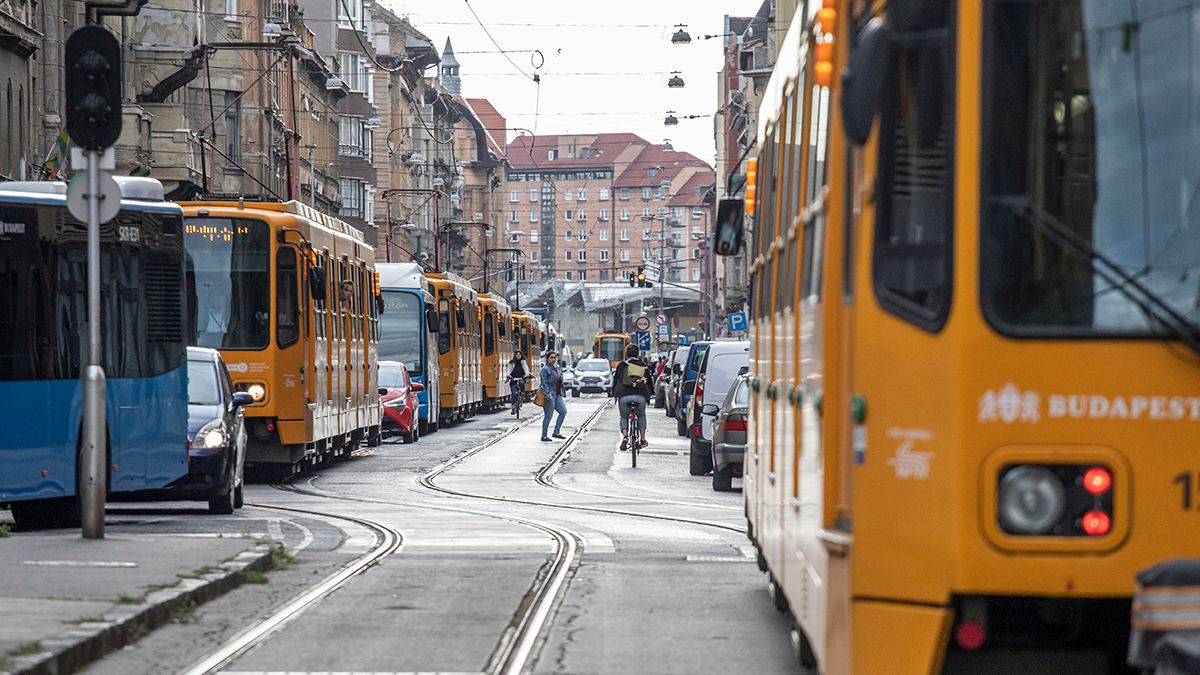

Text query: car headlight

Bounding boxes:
[998,465,1065,534]
[384,396,405,408]
[195,419,228,450]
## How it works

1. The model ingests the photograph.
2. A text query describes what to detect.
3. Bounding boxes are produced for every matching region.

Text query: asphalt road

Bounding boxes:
[79,394,798,675]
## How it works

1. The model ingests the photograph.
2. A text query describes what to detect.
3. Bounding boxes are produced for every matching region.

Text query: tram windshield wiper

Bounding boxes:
[993,196,1200,360]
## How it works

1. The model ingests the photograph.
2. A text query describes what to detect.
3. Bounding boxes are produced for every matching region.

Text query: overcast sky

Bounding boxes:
[382,0,767,167]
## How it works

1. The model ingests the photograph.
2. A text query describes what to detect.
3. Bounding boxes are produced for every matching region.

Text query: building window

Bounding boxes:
[642,186,653,199]
[599,228,608,241]
[338,52,371,93]
[693,247,701,259]
[530,211,539,223]
[673,207,685,221]
[578,188,587,201]
[658,186,668,199]
[672,248,680,260]
[642,207,652,219]
[576,209,586,221]
[599,188,609,200]
[579,270,587,280]
[530,251,539,262]
[530,231,539,243]
[600,249,609,261]
[619,187,629,200]
[643,248,653,259]
[565,271,574,280]
[530,189,538,201]
[510,190,519,202]
[337,0,363,28]
[600,269,609,281]
[510,211,519,223]
[648,166,660,177]
[578,250,587,261]
[339,178,368,219]
[692,207,704,219]
[692,269,701,281]
[619,228,629,241]
[548,149,558,160]
[564,188,574,200]
[657,206,668,217]
[564,229,574,241]
[510,232,521,243]
[619,208,629,221]
[619,249,630,261]
[578,231,587,241]
[642,228,652,240]
[225,0,238,20]
[599,208,609,221]
[223,91,240,162]
[565,250,573,261]
[565,209,574,220]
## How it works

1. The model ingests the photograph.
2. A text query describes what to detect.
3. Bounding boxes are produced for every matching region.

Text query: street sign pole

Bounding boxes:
[80,149,106,539]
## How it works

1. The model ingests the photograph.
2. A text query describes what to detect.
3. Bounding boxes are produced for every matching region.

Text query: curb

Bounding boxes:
[3,544,273,675]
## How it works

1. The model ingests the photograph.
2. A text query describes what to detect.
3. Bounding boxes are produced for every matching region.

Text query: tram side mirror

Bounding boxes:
[309,265,327,301]
[841,17,891,146]
[713,199,745,256]
[426,307,438,333]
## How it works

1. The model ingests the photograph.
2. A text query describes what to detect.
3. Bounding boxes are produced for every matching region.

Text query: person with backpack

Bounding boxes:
[612,344,654,451]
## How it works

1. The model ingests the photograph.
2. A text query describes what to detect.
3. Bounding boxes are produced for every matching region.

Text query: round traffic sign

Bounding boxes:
[634,316,651,331]
[67,170,121,224]
[656,313,668,325]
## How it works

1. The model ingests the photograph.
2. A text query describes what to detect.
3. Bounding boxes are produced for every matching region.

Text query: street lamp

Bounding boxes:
[667,71,685,88]
[671,24,692,44]
[662,139,674,151]
[664,112,679,126]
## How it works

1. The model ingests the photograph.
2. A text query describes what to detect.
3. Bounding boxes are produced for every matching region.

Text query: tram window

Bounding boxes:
[806,86,832,199]
[802,213,826,300]
[873,3,954,331]
[780,88,796,238]
[277,247,299,348]
[437,299,451,354]
[484,311,495,356]
[761,124,778,249]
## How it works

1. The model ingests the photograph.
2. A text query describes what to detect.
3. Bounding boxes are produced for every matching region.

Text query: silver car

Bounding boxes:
[706,373,749,492]
[573,358,613,394]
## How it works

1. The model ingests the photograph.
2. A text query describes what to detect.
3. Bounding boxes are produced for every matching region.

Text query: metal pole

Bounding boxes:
[81,150,106,539]
[660,217,666,346]
[434,194,441,272]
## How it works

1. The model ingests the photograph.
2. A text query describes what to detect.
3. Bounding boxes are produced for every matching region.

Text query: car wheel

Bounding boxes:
[712,464,733,492]
[234,483,245,509]
[404,426,418,444]
[571,388,580,398]
[689,444,710,476]
[677,416,687,437]
[654,394,664,409]
[209,485,235,515]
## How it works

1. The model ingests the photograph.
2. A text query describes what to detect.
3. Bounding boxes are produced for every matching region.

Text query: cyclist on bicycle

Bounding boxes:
[507,350,529,414]
[613,344,653,451]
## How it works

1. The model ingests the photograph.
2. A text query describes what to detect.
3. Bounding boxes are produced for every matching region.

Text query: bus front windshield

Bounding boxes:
[596,337,625,363]
[378,291,424,376]
[982,0,1200,336]
[185,218,270,349]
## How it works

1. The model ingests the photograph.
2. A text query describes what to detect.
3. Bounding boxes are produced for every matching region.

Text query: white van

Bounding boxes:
[687,340,750,476]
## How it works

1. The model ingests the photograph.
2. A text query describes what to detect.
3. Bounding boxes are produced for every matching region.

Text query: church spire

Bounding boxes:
[441,37,461,95]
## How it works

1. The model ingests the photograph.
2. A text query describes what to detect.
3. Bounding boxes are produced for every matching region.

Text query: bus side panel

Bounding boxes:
[0,380,81,501]
[113,367,189,490]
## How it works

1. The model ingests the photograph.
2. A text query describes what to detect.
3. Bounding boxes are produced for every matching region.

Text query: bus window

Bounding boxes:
[277,247,299,347]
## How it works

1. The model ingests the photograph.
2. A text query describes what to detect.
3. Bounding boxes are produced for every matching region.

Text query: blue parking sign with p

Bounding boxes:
[727,311,748,333]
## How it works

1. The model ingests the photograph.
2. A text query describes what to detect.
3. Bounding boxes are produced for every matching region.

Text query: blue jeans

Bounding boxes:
[619,395,648,431]
[542,394,567,437]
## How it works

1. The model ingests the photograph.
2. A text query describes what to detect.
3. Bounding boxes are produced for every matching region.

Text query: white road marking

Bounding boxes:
[21,560,137,567]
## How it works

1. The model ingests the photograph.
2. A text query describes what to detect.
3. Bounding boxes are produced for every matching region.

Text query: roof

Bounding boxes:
[612,144,709,188]
[668,172,716,207]
[463,98,507,158]
[506,133,649,171]
[441,36,459,67]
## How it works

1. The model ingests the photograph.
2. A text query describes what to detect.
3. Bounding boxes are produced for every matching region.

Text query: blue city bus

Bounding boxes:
[376,263,440,434]
[0,178,190,528]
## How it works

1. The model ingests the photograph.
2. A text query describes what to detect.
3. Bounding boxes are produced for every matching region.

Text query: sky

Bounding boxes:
[382,0,767,168]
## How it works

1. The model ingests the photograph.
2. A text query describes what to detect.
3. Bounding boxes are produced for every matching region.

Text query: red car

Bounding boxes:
[379,361,424,443]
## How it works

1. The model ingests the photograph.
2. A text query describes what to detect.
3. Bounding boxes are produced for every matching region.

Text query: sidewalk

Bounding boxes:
[0,528,271,675]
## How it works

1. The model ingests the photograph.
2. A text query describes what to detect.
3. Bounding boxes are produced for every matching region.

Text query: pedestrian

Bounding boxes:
[539,350,568,442]
[613,344,653,450]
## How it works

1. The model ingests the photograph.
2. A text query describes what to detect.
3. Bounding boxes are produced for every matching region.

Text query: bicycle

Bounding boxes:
[625,399,644,468]
[509,376,529,419]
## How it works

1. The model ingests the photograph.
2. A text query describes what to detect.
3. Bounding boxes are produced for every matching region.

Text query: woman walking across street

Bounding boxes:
[508,350,529,414]
[613,344,654,450]
[539,351,568,441]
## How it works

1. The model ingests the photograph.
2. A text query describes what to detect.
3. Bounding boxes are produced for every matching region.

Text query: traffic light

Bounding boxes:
[65,26,123,151]
[637,266,647,287]
[628,270,636,288]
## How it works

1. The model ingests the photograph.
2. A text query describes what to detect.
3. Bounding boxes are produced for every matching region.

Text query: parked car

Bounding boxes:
[665,349,684,417]
[674,341,712,436]
[707,372,750,491]
[573,357,613,395]
[563,366,579,397]
[379,360,424,443]
[654,348,676,409]
[687,341,750,477]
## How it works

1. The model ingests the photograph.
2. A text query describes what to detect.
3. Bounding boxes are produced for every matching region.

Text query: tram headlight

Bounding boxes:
[998,465,1066,535]
[195,419,227,450]
[235,382,268,403]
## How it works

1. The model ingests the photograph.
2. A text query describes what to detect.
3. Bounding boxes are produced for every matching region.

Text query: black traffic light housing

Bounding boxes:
[65,26,123,151]
[636,266,647,288]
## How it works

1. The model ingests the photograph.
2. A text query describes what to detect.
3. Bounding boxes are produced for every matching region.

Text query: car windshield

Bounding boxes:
[578,360,609,372]
[982,0,1200,335]
[187,359,221,406]
[379,364,407,389]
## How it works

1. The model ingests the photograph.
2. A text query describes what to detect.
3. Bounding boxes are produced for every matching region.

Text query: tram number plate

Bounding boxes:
[1172,471,1200,511]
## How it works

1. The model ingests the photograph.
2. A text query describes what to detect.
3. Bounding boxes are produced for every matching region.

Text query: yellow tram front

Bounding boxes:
[478,293,513,411]
[714,1,1200,673]
[181,200,380,476]
[426,271,481,423]
[512,311,542,396]
[591,332,630,369]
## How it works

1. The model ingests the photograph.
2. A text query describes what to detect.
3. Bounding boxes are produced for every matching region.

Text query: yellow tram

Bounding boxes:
[478,292,513,411]
[426,271,482,423]
[182,200,380,475]
[512,310,543,397]
[713,1,1200,672]
[591,332,630,369]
